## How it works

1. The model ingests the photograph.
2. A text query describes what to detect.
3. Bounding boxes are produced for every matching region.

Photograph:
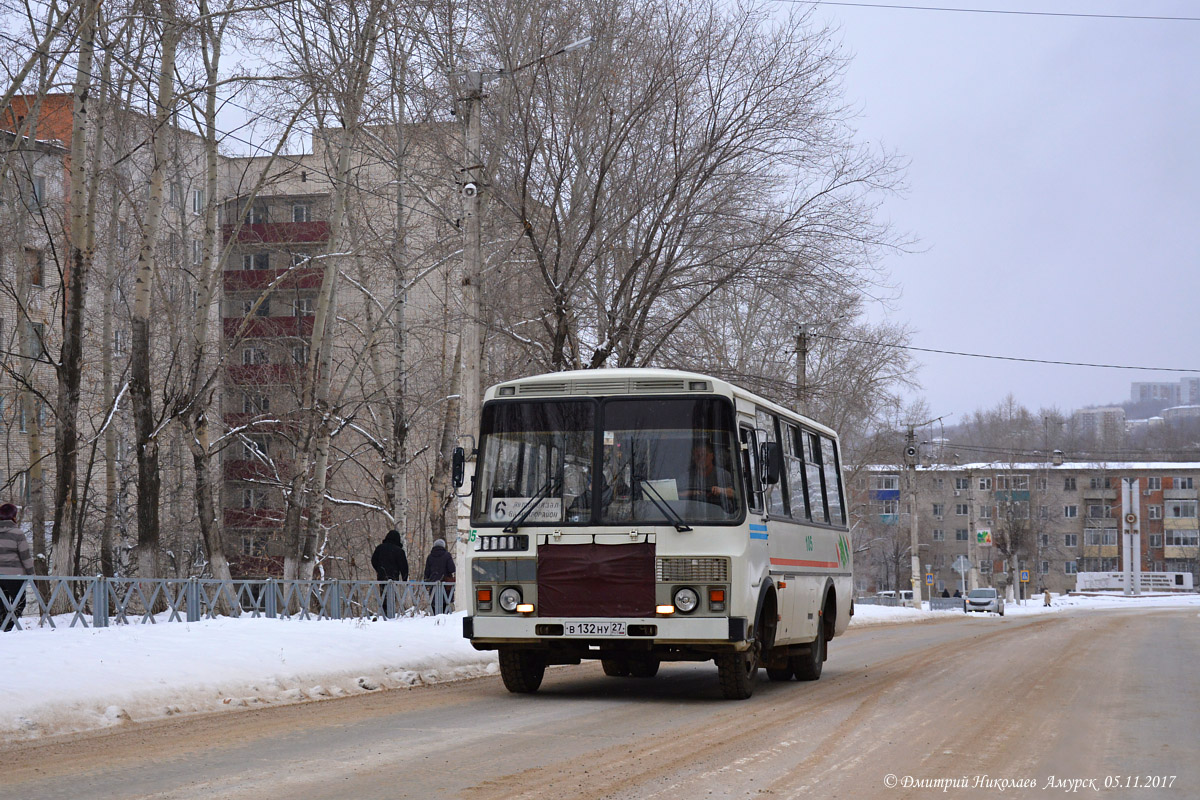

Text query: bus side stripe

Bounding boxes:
[770,557,839,569]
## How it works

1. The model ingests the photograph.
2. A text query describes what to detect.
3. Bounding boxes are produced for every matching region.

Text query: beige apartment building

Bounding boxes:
[850,461,1200,597]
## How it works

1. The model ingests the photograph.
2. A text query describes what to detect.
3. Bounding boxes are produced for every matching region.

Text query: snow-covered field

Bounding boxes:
[3,593,1197,742]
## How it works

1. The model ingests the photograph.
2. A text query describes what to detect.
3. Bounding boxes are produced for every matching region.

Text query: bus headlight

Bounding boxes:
[498,587,523,613]
[673,587,699,614]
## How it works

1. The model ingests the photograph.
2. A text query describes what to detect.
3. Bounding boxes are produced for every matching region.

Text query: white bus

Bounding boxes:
[456,368,853,699]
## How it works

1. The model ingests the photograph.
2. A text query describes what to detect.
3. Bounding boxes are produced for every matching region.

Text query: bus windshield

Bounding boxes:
[471,397,743,527]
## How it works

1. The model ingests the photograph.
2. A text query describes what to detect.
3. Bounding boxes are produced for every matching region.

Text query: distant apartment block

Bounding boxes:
[1131,380,1197,405]
[849,462,1200,597]
[1072,407,1126,448]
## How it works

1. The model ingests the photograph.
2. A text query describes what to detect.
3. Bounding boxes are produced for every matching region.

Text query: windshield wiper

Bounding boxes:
[639,480,692,532]
[503,476,559,533]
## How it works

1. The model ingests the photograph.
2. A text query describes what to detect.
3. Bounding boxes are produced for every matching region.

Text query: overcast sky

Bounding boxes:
[806,1,1200,421]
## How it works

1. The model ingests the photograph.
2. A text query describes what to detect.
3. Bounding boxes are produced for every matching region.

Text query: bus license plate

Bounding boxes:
[562,621,627,637]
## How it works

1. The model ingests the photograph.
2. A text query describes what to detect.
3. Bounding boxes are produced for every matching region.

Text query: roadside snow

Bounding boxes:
[3,593,1198,743]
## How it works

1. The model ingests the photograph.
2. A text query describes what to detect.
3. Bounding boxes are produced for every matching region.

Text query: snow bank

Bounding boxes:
[0,612,496,742]
[848,591,1200,627]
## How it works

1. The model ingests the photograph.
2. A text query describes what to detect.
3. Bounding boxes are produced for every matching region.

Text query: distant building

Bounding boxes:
[1162,406,1200,424]
[1073,407,1126,449]
[849,462,1200,597]
[1131,380,1193,406]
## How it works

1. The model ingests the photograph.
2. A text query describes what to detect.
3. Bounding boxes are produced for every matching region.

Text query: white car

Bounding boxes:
[963,587,1004,616]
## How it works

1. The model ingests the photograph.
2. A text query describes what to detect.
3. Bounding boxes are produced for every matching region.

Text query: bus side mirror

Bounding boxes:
[451,447,466,489]
[760,442,783,485]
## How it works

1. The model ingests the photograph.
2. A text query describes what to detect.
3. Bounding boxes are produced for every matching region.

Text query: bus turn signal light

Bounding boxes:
[709,589,725,602]
[477,589,492,603]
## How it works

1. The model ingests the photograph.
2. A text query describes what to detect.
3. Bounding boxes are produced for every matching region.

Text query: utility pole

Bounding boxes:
[794,324,808,415]
[905,426,921,609]
[458,70,484,451]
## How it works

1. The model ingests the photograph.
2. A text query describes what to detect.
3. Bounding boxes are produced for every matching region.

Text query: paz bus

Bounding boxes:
[455,368,853,699]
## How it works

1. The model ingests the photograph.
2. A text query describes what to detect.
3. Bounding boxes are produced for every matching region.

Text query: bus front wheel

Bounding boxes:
[498,648,547,693]
[601,658,630,677]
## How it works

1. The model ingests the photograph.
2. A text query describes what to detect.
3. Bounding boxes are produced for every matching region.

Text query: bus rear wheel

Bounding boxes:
[498,649,547,693]
[601,658,630,677]
[791,624,825,681]
[628,657,660,678]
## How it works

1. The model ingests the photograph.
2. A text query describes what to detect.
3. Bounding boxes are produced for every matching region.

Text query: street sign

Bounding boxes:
[951,555,972,574]
[1020,570,1030,583]
[977,529,992,545]
[925,573,934,586]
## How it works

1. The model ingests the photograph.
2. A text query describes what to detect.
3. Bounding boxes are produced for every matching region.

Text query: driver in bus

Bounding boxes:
[682,441,735,508]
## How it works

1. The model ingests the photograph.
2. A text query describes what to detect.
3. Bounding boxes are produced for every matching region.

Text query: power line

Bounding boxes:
[812,332,1200,373]
[801,1,1200,22]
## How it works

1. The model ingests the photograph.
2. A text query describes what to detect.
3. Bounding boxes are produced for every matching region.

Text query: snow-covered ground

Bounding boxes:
[3,593,1198,743]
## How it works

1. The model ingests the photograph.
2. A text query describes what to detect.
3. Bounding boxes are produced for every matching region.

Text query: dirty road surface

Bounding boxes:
[5,608,1196,799]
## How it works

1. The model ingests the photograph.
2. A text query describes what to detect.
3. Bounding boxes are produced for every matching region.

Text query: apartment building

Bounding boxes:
[850,461,1200,597]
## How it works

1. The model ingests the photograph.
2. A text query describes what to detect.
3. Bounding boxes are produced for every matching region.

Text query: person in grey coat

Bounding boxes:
[0,503,33,632]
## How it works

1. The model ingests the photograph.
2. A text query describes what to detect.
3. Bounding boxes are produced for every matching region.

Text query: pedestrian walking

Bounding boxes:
[371,529,409,617]
[424,538,455,614]
[1043,589,1051,607]
[0,503,33,632]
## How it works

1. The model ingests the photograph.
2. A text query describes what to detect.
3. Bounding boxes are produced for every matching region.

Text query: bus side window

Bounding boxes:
[740,426,762,513]
[821,436,846,526]
[783,423,808,521]
[802,431,827,524]
[756,409,787,517]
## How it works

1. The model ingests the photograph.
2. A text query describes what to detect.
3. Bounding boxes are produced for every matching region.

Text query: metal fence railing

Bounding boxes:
[0,576,456,631]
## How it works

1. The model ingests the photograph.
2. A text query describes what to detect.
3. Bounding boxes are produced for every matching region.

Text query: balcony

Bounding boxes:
[223,267,323,292]
[224,316,314,340]
[1081,545,1120,559]
[224,458,295,481]
[1164,545,1200,560]
[224,507,286,529]
[1164,488,1198,500]
[227,364,300,386]
[1082,489,1118,501]
[222,221,329,245]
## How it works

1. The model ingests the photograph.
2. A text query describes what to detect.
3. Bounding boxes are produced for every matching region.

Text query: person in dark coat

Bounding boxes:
[940,588,950,598]
[424,538,455,614]
[371,530,408,617]
[0,503,32,632]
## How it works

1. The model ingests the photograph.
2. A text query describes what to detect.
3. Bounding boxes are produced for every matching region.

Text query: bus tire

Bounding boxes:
[628,657,660,678]
[717,620,766,699]
[766,665,794,682]
[792,623,825,681]
[499,649,547,693]
[602,658,630,677]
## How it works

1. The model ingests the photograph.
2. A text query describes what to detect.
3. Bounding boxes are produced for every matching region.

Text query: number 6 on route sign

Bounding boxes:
[1020,570,1030,583]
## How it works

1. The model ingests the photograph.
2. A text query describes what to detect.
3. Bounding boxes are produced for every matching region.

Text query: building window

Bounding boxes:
[241,436,269,460]
[242,347,267,365]
[192,239,203,266]
[1176,477,1194,490]
[955,503,968,516]
[241,534,267,557]
[1085,529,1117,546]
[243,393,269,414]
[880,500,898,516]
[1040,561,1049,575]
[31,175,46,208]
[242,252,270,270]
[1063,477,1076,491]
[1037,478,1047,492]
[1039,505,1049,520]
[170,182,183,207]
[933,478,943,490]
[242,299,270,317]
[292,345,309,365]
[1064,533,1078,547]
[978,505,992,520]
[875,475,898,491]
[997,475,1028,491]
[932,503,944,518]
[291,253,311,268]
[25,248,44,287]
[1064,561,1077,575]
[245,204,267,225]
[954,477,969,490]
[1089,476,1111,489]
[1166,529,1199,547]
[293,297,314,317]
[1147,477,1162,491]
[1167,500,1197,518]
[979,560,991,574]
[978,477,992,490]
[1148,505,1162,520]
[114,329,128,355]
[1064,505,1078,518]
[1086,504,1111,519]
[191,188,205,214]
[1149,534,1163,548]
[955,529,968,542]
[292,203,311,222]
[242,487,267,508]
[1040,533,1049,547]
[932,529,944,541]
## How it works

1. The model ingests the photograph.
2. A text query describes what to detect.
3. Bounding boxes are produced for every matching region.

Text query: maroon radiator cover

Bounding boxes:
[537,542,656,618]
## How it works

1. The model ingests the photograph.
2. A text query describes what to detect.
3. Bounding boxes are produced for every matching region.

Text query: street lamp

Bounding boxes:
[455,36,596,452]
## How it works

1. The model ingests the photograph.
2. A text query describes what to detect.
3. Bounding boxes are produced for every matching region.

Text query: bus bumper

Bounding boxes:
[464,615,745,644]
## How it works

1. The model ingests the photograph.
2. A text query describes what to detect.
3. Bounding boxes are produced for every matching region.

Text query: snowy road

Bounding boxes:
[5,606,1199,799]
